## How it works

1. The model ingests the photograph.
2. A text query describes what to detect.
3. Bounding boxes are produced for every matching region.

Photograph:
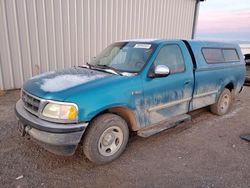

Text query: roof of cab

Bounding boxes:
[118,38,167,44]
[118,39,241,49]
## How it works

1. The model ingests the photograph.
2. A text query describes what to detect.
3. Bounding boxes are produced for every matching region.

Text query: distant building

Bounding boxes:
[0,0,204,90]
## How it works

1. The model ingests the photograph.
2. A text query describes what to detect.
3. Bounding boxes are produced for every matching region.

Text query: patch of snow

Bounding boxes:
[16,175,24,180]
[40,74,105,92]
[30,71,55,80]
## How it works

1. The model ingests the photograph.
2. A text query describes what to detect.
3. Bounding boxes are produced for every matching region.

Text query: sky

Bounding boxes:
[196,0,250,43]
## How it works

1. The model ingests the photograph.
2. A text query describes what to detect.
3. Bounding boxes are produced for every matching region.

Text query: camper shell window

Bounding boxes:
[202,48,240,64]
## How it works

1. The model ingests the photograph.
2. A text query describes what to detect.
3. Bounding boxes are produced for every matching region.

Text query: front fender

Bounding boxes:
[64,75,144,127]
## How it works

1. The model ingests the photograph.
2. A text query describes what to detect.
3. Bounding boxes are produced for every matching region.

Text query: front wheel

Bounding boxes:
[210,88,232,115]
[83,113,129,164]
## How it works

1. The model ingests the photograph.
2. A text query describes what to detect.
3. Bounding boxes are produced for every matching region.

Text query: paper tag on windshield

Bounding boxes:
[134,44,151,49]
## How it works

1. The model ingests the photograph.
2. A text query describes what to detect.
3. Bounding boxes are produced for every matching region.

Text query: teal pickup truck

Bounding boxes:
[15,39,246,164]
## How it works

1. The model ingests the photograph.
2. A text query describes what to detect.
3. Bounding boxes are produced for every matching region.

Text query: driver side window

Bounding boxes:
[154,44,185,74]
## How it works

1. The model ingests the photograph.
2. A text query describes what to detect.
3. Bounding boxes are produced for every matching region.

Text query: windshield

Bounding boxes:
[89,42,156,73]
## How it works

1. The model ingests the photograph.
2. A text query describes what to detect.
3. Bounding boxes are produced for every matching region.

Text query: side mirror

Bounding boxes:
[148,65,170,78]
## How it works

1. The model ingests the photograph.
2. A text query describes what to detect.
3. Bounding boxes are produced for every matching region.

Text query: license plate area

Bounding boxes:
[18,121,26,137]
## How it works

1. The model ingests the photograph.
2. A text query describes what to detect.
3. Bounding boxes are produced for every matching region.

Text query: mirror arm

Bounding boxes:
[147,67,156,78]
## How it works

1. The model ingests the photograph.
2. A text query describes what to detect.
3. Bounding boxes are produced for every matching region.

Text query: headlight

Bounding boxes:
[42,102,78,121]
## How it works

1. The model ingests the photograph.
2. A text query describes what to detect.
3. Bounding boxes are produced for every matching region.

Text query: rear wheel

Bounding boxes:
[83,113,129,164]
[210,88,232,115]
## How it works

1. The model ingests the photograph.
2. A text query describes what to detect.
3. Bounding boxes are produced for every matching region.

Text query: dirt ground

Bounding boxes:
[0,87,250,188]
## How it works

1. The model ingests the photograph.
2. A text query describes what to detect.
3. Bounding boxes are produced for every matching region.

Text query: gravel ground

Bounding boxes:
[0,88,250,188]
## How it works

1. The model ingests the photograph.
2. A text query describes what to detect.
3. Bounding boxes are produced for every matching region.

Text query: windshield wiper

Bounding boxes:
[86,62,92,69]
[80,63,122,76]
[96,64,123,76]
[78,62,92,69]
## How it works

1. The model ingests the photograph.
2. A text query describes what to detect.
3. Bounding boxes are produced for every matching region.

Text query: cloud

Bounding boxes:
[197,10,250,34]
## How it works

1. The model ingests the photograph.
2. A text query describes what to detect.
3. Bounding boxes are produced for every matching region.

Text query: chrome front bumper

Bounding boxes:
[15,99,88,155]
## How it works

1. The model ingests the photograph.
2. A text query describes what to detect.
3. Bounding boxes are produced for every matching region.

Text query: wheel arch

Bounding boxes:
[224,81,236,100]
[107,107,140,131]
[224,82,234,91]
[214,81,235,103]
[88,106,140,131]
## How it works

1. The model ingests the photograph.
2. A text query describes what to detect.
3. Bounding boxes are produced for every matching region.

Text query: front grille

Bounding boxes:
[22,90,41,114]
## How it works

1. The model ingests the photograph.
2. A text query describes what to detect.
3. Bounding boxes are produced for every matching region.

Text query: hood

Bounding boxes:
[23,67,115,100]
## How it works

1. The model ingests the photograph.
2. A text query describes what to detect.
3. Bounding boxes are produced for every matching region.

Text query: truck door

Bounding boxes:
[142,42,194,126]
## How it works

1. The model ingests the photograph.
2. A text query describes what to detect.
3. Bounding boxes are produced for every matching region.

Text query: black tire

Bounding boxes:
[210,88,232,115]
[83,113,129,164]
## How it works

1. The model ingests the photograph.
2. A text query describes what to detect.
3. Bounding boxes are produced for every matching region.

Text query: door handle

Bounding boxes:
[184,80,191,85]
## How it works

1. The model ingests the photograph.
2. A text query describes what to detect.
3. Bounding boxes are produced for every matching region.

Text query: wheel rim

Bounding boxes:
[98,126,123,157]
[219,94,230,113]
